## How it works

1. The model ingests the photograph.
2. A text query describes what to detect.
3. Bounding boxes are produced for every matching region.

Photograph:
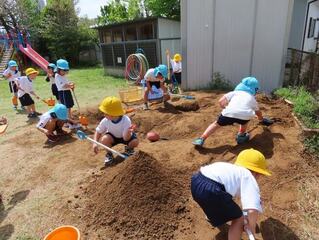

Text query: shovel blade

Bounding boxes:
[76,130,87,140]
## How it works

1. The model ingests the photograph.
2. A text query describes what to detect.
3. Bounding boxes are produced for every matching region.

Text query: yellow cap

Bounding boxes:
[25,68,39,76]
[173,54,182,62]
[99,96,125,117]
[235,148,271,176]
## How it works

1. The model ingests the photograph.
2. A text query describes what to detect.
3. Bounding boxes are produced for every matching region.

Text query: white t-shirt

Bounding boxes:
[144,68,164,83]
[3,68,21,82]
[200,162,262,212]
[170,60,182,73]
[49,76,55,85]
[96,115,131,139]
[37,112,51,128]
[17,76,34,98]
[55,74,70,91]
[221,91,259,120]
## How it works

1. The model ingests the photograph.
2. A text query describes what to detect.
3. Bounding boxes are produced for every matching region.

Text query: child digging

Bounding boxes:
[93,96,139,166]
[36,104,77,142]
[3,60,22,110]
[191,148,271,240]
[16,68,41,118]
[193,77,273,146]
[46,63,59,102]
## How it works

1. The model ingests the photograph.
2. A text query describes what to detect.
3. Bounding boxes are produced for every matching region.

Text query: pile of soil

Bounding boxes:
[79,151,189,239]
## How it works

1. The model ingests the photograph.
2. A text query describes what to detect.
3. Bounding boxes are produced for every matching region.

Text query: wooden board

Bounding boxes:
[0,124,8,134]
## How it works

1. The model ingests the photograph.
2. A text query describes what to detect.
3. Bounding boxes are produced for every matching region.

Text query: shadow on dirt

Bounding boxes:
[261,217,300,240]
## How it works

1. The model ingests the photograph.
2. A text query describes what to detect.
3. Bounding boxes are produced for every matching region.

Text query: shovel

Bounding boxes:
[76,130,127,159]
[243,211,255,240]
[71,89,89,127]
[169,93,195,100]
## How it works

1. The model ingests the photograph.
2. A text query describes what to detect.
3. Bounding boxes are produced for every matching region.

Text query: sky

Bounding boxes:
[77,0,110,19]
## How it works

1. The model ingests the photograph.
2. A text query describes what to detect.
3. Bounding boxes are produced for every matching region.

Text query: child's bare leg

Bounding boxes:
[238,123,248,134]
[144,89,150,103]
[201,121,221,139]
[26,105,32,114]
[128,138,139,149]
[45,119,57,135]
[30,104,35,113]
[228,216,244,240]
[100,134,114,153]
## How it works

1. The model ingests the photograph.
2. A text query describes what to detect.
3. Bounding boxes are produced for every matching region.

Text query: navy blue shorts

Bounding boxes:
[59,90,74,108]
[19,93,34,106]
[106,132,137,146]
[51,84,59,100]
[191,172,242,226]
[217,114,249,126]
[9,82,18,93]
[150,81,161,89]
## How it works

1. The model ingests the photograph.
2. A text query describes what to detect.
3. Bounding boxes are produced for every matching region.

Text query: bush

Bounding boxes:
[275,87,319,129]
[304,134,319,158]
[209,72,233,91]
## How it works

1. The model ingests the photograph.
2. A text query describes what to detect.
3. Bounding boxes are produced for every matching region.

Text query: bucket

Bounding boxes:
[43,225,80,240]
[46,98,56,107]
[79,116,89,126]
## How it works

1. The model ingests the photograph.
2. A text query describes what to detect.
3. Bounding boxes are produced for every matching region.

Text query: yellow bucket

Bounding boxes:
[43,225,80,240]
[118,86,143,103]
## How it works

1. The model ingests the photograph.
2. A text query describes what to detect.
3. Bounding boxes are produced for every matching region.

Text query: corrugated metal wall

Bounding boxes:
[182,0,294,93]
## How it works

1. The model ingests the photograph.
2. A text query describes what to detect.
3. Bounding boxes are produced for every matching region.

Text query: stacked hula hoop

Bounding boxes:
[125,53,149,83]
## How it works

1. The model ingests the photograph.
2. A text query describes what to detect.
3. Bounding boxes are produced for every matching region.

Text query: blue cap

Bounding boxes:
[56,59,69,71]
[48,63,56,69]
[154,64,168,78]
[234,77,259,95]
[49,104,68,120]
[8,60,18,67]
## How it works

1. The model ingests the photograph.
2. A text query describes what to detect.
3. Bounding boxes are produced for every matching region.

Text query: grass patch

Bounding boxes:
[275,87,319,129]
[0,67,127,119]
[304,134,319,158]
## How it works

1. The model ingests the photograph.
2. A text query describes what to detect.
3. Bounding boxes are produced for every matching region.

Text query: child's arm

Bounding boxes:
[218,95,229,108]
[62,82,74,89]
[37,126,52,136]
[255,110,263,121]
[244,209,259,235]
[93,131,102,154]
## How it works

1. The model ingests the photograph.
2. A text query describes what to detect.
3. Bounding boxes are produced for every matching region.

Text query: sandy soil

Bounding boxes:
[0,91,318,240]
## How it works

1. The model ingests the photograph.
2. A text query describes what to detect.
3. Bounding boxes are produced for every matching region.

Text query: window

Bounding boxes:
[308,17,316,38]
[139,24,154,40]
[103,30,112,43]
[113,29,123,42]
[125,27,137,41]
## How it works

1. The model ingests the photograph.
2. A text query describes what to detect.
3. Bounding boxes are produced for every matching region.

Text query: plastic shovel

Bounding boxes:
[71,89,89,127]
[243,211,255,240]
[43,225,80,240]
[76,130,127,159]
[169,93,195,100]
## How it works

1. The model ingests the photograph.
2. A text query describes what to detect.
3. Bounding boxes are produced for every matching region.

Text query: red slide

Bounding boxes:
[19,44,49,72]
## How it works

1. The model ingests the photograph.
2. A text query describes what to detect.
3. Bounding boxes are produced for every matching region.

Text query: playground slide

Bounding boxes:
[19,44,48,72]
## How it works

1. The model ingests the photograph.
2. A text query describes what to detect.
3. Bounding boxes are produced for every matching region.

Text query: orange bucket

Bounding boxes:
[12,96,18,106]
[46,98,56,107]
[43,225,80,240]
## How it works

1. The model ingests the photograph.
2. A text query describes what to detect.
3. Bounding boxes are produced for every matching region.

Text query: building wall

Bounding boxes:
[303,1,319,52]
[182,0,294,93]
[160,39,181,64]
[158,18,181,39]
[289,0,307,50]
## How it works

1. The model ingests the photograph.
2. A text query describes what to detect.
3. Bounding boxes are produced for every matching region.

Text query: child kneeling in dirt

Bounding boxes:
[193,77,273,146]
[143,64,170,110]
[37,104,76,142]
[93,96,139,166]
[191,148,271,240]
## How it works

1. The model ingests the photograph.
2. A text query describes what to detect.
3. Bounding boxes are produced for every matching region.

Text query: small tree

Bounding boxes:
[97,0,128,25]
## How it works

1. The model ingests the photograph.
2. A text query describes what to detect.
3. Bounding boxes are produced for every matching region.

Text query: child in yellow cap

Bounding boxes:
[170,53,182,85]
[93,96,139,166]
[15,68,41,118]
[191,148,271,240]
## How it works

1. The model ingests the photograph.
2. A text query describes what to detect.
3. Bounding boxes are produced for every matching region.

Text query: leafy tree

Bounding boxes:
[97,0,128,25]
[126,0,143,19]
[144,0,180,19]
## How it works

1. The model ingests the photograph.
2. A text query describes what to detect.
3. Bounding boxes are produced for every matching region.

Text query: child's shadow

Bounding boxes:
[0,190,30,225]
[43,134,77,148]
[0,224,14,240]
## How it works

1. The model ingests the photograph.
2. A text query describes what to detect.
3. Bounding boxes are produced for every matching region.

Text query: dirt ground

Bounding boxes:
[0,91,318,240]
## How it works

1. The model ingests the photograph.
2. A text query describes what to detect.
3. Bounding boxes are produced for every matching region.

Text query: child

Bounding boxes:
[46,63,59,102]
[54,59,75,119]
[143,64,170,110]
[3,60,21,109]
[192,77,273,146]
[37,104,76,142]
[170,53,182,85]
[93,96,139,166]
[16,68,41,118]
[191,148,271,240]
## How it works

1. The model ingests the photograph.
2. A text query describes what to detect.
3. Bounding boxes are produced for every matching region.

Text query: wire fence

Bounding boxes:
[285,48,319,91]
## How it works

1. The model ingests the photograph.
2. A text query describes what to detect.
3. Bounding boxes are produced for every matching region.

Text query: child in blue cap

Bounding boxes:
[193,77,273,146]
[3,60,21,109]
[143,64,170,110]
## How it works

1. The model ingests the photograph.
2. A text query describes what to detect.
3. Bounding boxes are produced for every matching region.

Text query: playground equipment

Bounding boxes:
[18,43,48,72]
[43,225,80,240]
[125,53,149,83]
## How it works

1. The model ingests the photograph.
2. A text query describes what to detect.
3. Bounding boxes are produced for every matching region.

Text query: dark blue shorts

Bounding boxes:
[106,132,137,146]
[217,114,250,126]
[191,172,242,226]
[59,90,74,108]
[19,93,34,106]
[51,84,59,100]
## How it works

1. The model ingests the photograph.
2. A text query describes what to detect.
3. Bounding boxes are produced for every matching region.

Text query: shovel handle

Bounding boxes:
[76,131,127,159]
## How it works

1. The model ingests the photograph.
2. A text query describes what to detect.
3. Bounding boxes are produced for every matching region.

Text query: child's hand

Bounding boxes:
[93,143,99,154]
[70,83,75,90]
[128,124,137,133]
[260,117,274,126]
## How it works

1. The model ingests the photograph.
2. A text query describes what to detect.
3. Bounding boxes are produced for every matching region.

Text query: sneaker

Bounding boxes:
[27,113,32,118]
[143,103,149,110]
[192,137,205,146]
[30,112,37,118]
[20,106,25,110]
[47,134,60,142]
[13,105,18,110]
[236,133,250,144]
[123,146,134,156]
[104,152,114,166]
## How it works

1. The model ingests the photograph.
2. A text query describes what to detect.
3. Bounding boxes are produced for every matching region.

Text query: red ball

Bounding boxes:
[146,131,160,142]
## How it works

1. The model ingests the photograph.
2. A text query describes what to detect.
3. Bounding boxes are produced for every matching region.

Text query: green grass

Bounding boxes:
[275,87,319,129]
[0,67,128,119]
[304,134,319,158]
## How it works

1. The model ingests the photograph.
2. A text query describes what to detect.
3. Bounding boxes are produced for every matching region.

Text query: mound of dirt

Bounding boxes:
[80,151,188,239]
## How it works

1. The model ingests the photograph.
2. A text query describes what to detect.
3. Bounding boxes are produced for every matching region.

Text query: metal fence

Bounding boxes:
[285,48,319,90]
